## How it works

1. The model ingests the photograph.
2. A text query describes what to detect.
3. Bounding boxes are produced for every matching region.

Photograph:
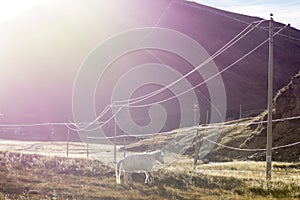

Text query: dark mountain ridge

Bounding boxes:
[0,0,300,139]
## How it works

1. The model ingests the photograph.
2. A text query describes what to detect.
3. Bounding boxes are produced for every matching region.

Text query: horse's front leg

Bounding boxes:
[127,172,133,185]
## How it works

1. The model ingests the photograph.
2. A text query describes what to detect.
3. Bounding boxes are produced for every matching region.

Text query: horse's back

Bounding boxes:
[122,154,154,172]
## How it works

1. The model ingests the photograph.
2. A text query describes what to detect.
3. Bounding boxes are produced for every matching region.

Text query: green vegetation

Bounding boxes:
[1,152,300,199]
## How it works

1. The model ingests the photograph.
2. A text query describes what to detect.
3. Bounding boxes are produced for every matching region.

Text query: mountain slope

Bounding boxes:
[123,71,300,162]
[0,0,300,138]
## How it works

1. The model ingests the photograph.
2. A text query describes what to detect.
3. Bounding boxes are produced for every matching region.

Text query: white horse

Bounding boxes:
[115,150,164,184]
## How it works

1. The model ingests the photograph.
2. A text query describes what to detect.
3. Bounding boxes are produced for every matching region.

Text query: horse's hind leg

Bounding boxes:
[144,172,149,184]
[144,172,154,185]
[148,172,154,185]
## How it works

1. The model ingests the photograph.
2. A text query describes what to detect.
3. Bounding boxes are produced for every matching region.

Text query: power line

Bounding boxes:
[70,21,267,131]
[0,122,67,127]
[72,104,112,129]
[115,21,263,107]
[203,137,266,152]
[1,29,291,131]
[1,114,300,153]
[2,113,297,136]
[66,22,286,132]
[88,114,300,152]
[202,136,300,152]
[70,3,289,131]
[66,105,123,132]
[276,32,300,42]
[198,115,300,129]
[74,0,293,131]
[84,114,300,138]
[0,5,291,133]
[116,23,287,110]
[110,0,268,107]
[118,21,265,108]
[111,0,260,107]
[84,23,287,131]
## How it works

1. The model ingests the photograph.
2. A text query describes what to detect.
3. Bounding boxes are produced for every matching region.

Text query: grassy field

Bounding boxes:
[1,152,300,200]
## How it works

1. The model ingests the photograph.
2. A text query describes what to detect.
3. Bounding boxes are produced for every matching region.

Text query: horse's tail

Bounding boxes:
[115,159,123,184]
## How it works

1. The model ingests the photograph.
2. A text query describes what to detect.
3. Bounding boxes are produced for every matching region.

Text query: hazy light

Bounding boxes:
[0,0,47,24]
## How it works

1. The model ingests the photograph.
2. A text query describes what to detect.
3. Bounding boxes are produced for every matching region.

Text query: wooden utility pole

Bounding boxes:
[239,105,242,119]
[193,102,199,170]
[266,14,274,180]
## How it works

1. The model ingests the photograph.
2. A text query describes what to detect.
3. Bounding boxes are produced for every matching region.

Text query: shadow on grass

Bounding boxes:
[158,171,244,190]
[248,181,300,198]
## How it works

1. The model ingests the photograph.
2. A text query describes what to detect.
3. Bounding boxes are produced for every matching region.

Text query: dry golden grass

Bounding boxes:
[1,152,300,199]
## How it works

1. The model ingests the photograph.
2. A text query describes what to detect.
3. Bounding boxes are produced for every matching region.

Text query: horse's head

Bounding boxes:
[155,150,164,164]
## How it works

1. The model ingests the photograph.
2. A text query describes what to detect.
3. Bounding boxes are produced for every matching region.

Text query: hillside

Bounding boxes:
[124,71,300,162]
[0,0,300,138]
[243,71,300,162]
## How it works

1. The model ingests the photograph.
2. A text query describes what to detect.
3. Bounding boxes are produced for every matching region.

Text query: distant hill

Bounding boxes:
[0,0,300,140]
[123,71,300,162]
[242,71,300,162]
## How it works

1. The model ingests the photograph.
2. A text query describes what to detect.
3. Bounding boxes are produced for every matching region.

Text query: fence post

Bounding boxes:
[50,125,55,143]
[123,136,126,158]
[114,119,117,164]
[67,128,70,158]
[86,136,89,158]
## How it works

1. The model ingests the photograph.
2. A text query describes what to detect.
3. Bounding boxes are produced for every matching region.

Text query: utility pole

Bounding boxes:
[266,13,274,181]
[193,102,198,126]
[67,128,70,158]
[193,102,199,170]
[86,134,89,158]
[194,110,208,170]
[239,105,242,119]
[50,125,54,143]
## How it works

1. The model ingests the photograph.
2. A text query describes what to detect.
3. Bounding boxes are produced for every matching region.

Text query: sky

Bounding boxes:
[194,0,300,29]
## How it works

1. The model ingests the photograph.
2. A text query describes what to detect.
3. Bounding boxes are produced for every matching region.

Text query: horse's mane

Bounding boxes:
[131,150,163,156]
[147,150,162,155]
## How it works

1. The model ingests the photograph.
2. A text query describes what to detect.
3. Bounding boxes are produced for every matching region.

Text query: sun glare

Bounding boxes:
[0,0,47,24]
